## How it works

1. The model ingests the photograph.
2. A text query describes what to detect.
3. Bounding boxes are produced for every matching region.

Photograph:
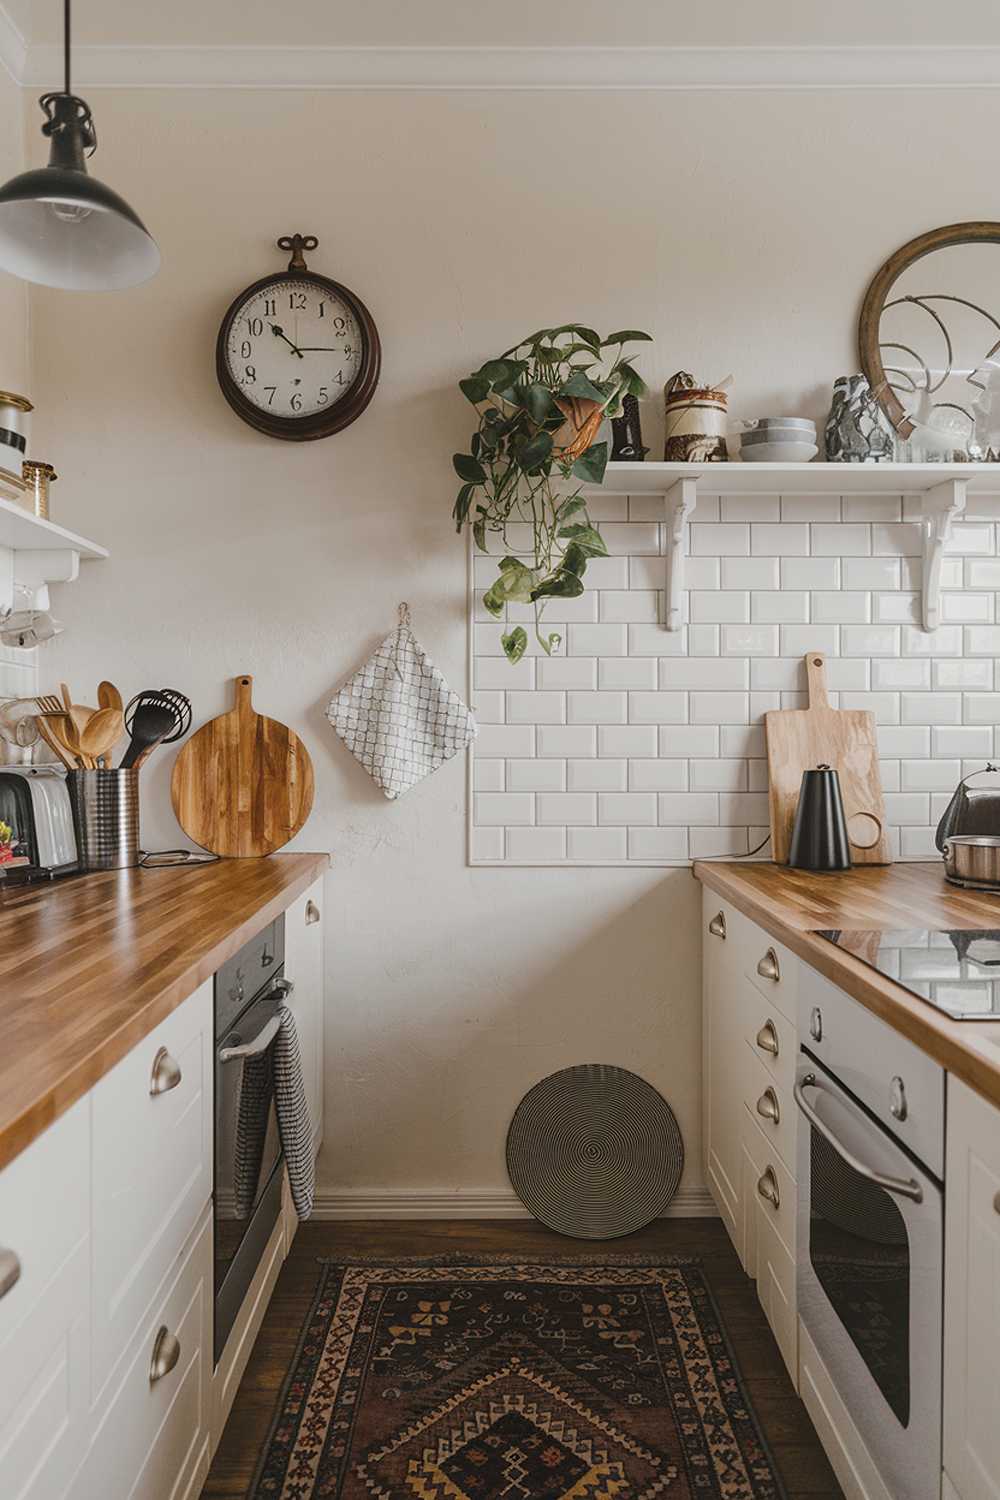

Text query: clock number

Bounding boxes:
[289,292,307,311]
[343,345,352,358]
[246,316,264,336]
[334,370,347,386]
[290,392,303,412]
[263,298,276,316]
[318,301,326,318]
[241,340,252,359]
[333,316,346,333]
[264,386,276,406]
[317,387,329,406]
[245,365,256,383]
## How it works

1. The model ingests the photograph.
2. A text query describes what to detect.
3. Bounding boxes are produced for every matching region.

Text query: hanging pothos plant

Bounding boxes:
[452,324,651,663]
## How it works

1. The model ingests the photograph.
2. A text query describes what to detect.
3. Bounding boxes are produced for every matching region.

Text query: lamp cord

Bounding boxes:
[64,0,70,96]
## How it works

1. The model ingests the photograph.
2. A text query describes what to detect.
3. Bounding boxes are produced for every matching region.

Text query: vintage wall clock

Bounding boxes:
[216,233,381,440]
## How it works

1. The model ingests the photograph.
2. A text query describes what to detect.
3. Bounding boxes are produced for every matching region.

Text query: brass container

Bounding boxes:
[21,460,56,519]
[0,391,32,476]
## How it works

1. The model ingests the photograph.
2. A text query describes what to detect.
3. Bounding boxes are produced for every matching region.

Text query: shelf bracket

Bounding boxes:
[919,480,966,632]
[13,548,80,612]
[664,478,698,631]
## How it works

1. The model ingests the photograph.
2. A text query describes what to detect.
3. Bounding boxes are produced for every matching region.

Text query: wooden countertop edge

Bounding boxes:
[0,851,330,1172]
[692,861,1000,1111]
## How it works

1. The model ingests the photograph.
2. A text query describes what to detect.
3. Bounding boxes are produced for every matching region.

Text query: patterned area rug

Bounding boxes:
[250,1257,787,1498]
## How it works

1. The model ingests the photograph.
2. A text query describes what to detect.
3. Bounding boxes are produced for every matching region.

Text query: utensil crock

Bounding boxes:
[67,768,139,870]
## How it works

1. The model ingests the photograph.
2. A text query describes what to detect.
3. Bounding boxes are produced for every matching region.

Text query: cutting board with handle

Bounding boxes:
[171,675,314,857]
[764,652,891,865]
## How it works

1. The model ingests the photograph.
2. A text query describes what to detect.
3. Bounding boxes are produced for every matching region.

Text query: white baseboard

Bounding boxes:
[310,1186,717,1221]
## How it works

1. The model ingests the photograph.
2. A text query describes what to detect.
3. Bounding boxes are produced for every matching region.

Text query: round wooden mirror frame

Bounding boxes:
[858,220,1000,439]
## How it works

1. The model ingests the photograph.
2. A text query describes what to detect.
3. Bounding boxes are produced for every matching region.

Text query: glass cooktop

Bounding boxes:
[815,929,1000,1020]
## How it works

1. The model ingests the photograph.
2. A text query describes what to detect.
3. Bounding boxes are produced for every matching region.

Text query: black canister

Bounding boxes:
[788,764,851,872]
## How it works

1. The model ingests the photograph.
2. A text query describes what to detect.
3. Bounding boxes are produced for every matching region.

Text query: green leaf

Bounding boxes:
[530,569,585,602]
[479,358,517,387]
[459,375,490,404]
[481,581,506,617]
[611,362,648,398]
[560,542,589,578]
[514,430,554,472]
[452,483,475,530]
[557,522,608,557]
[539,631,562,656]
[556,496,587,521]
[472,519,487,552]
[602,329,653,346]
[548,323,601,350]
[453,453,486,482]
[522,382,560,425]
[559,370,607,404]
[571,441,609,485]
[501,626,528,664]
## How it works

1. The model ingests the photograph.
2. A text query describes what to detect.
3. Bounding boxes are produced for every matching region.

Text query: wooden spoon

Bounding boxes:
[59,681,97,741]
[78,707,124,767]
[97,681,123,713]
[34,715,76,770]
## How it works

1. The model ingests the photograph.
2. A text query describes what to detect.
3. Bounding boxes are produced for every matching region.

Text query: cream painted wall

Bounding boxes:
[0,62,28,397]
[24,85,1000,1204]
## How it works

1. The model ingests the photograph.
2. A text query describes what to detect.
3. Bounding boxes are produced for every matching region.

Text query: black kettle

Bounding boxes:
[788,764,851,872]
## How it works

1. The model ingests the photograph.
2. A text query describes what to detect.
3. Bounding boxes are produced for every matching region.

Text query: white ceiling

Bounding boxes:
[9,0,1000,49]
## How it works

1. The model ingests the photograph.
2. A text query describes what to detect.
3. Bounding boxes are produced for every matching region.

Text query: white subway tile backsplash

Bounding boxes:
[470,498,1000,865]
[752,591,809,623]
[568,826,628,860]
[751,523,809,556]
[722,557,780,589]
[629,827,689,859]
[568,758,628,791]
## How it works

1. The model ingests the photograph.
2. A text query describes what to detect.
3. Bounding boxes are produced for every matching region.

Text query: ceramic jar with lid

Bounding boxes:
[663,371,728,462]
[0,392,32,473]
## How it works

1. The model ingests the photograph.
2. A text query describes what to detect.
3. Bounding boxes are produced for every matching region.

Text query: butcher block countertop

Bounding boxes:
[693,860,1000,1111]
[0,851,329,1171]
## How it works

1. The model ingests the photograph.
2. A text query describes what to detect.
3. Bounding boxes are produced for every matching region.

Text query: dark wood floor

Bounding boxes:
[202,1218,844,1499]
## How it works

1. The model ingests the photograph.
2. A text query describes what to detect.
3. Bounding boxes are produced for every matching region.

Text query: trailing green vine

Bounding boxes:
[452,324,651,662]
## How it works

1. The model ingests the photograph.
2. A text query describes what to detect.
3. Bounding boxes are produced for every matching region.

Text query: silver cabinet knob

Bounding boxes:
[306,899,321,926]
[149,1046,182,1096]
[890,1076,908,1122]
[149,1325,181,1384]
[809,1006,823,1043]
[756,1087,781,1124]
[756,1167,780,1209]
[0,1247,21,1300]
[755,1019,780,1057]
[708,911,726,939]
[756,948,781,982]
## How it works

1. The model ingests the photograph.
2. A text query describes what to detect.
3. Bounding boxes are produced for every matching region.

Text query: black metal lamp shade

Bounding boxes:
[0,91,159,291]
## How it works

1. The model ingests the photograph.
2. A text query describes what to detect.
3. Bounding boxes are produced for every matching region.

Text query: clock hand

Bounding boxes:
[296,346,343,352]
[269,323,304,358]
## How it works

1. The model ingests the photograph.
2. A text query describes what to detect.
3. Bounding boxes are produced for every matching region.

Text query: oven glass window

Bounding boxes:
[809,1129,910,1425]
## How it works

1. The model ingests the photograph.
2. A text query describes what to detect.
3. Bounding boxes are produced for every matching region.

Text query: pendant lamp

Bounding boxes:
[0,0,159,290]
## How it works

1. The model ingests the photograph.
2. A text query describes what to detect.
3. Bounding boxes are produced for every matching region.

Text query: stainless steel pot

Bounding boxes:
[942,834,1000,890]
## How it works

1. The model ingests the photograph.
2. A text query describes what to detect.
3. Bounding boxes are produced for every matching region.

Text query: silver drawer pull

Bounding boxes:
[756,1167,780,1210]
[755,1019,779,1057]
[149,1047,182,1096]
[149,1325,181,1384]
[0,1248,21,1300]
[306,899,320,925]
[794,1073,923,1204]
[707,912,726,939]
[756,948,780,982]
[756,1087,780,1124]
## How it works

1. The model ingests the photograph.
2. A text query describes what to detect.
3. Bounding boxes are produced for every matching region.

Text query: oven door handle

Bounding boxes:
[218,1010,283,1064]
[793,1073,924,1204]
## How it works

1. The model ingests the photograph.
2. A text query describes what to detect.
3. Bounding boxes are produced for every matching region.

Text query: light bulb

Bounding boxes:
[48,200,92,224]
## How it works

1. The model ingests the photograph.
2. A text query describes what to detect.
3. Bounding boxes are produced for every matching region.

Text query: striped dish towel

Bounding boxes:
[273,1005,315,1219]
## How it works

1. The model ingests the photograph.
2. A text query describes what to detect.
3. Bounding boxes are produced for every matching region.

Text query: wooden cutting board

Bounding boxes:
[171,675,314,858]
[764,652,891,866]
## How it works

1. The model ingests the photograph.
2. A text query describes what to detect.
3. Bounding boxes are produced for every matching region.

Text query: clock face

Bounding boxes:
[224,277,363,419]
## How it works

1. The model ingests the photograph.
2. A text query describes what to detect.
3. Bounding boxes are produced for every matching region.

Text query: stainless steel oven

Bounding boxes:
[213,916,287,1363]
[795,1046,943,1500]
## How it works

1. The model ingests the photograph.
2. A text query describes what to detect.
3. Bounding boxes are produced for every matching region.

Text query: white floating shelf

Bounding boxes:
[0,473,108,560]
[585,461,992,633]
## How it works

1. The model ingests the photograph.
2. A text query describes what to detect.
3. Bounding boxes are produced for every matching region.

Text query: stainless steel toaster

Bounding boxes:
[0,766,78,876]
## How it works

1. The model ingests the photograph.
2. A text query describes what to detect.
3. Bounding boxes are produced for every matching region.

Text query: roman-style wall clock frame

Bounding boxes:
[216,233,381,441]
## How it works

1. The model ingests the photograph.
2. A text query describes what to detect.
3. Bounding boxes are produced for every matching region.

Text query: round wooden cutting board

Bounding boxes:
[171,675,314,858]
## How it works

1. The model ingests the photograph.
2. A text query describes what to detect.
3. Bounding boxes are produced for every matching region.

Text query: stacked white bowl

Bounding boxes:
[739,417,817,463]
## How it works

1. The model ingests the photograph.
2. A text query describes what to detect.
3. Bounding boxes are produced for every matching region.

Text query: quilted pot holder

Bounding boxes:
[326,603,477,800]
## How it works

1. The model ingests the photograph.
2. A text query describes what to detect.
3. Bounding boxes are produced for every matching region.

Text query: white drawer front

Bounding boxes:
[799,965,945,1178]
[745,930,798,1024]
[743,1043,797,1178]
[91,981,213,1400]
[742,979,796,1099]
[72,1211,211,1500]
[754,1193,797,1384]
[0,1098,91,1500]
[742,1103,796,1258]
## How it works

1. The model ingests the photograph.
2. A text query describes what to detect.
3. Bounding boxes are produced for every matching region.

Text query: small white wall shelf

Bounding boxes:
[0,474,108,560]
[585,461,1000,633]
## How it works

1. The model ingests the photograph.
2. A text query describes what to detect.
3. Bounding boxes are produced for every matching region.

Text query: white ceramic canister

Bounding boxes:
[663,372,728,462]
[0,391,32,473]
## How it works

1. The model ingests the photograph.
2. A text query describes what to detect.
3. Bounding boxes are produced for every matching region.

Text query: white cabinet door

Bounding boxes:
[944,1076,1000,1500]
[284,876,324,1152]
[0,1097,90,1500]
[90,980,213,1404]
[740,1105,797,1384]
[703,892,759,1262]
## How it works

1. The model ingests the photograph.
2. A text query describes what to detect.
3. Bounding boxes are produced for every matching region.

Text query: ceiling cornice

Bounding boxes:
[4,37,1000,92]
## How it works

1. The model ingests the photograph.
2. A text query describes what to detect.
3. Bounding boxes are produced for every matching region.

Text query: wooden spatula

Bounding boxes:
[764,652,891,865]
